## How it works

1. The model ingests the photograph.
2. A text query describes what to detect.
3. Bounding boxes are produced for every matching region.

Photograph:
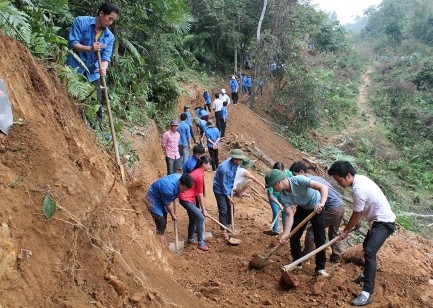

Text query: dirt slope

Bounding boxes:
[0,31,433,308]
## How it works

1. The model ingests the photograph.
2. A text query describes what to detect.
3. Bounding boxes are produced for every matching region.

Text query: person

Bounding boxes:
[195,106,209,122]
[183,143,205,174]
[183,105,197,144]
[213,149,248,238]
[177,113,192,170]
[67,2,119,128]
[219,88,231,106]
[289,161,345,263]
[257,78,264,96]
[146,173,194,247]
[220,101,228,139]
[161,120,180,175]
[203,90,212,112]
[241,73,248,96]
[328,161,396,306]
[193,116,207,145]
[232,158,265,197]
[178,156,213,251]
[204,120,221,171]
[229,76,239,105]
[211,93,223,130]
[266,162,293,235]
[265,169,329,277]
[245,75,252,96]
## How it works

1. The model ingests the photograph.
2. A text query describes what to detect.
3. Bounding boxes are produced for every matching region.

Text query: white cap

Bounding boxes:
[221,88,226,94]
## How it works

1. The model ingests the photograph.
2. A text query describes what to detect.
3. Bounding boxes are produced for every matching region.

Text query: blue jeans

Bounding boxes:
[178,144,190,168]
[362,221,395,294]
[269,200,286,232]
[165,156,180,175]
[179,200,205,243]
[290,206,326,271]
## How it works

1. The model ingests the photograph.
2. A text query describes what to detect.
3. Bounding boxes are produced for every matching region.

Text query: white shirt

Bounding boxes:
[212,98,224,112]
[233,167,247,189]
[219,93,231,105]
[352,174,396,229]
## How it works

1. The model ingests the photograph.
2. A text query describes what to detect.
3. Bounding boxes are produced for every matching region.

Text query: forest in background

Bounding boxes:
[0,0,431,237]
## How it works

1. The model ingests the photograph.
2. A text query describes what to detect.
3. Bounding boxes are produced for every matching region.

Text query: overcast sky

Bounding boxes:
[312,0,383,24]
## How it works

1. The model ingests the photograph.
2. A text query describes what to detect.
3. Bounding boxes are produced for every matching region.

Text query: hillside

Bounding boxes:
[1,32,433,307]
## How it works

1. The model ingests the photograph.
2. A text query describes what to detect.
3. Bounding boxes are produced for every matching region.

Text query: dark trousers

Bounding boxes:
[290,207,326,271]
[204,103,212,112]
[165,156,180,175]
[231,92,238,104]
[214,193,232,227]
[220,120,227,138]
[207,147,219,170]
[362,221,395,294]
[215,111,221,130]
[189,125,196,143]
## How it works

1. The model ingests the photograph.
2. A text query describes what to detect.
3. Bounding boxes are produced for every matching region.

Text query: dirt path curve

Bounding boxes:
[329,68,377,145]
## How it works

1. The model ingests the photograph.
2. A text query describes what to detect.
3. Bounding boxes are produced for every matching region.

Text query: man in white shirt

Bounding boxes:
[232,158,265,197]
[212,93,224,130]
[328,161,396,307]
[219,88,231,106]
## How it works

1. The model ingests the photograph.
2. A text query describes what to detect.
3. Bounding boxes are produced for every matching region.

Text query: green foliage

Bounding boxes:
[0,1,31,43]
[413,61,433,89]
[57,64,94,100]
[42,192,56,220]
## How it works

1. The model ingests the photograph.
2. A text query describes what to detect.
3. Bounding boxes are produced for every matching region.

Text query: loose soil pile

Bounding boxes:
[0,32,432,307]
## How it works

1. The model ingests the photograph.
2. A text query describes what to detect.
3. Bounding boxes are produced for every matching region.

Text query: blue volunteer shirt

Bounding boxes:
[213,158,238,196]
[221,106,228,121]
[67,16,115,83]
[183,155,199,174]
[197,119,207,133]
[198,109,209,119]
[203,91,211,104]
[278,175,321,210]
[177,121,191,145]
[204,127,220,148]
[146,174,181,216]
[229,79,238,93]
[184,111,192,126]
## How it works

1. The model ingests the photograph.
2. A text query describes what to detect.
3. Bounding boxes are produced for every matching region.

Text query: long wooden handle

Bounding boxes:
[96,51,125,183]
[270,208,282,229]
[173,200,179,252]
[230,201,235,233]
[282,236,340,272]
[263,210,317,259]
[207,214,234,233]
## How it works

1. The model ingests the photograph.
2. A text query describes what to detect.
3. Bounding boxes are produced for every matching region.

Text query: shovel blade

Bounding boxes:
[263,230,279,236]
[168,241,185,254]
[248,254,275,269]
[280,268,298,287]
[227,237,241,245]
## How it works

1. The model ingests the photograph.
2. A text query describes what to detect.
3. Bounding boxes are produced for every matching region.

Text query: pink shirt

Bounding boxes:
[161,130,180,159]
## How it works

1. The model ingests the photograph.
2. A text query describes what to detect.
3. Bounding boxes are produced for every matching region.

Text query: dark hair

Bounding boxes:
[180,113,188,121]
[223,101,228,106]
[289,161,308,174]
[98,2,120,15]
[183,106,190,111]
[192,144,205,154]
[195,155,212,169]
[327,161,357,177]
[179,173,194,188]
[272,162,285,170]
[215,93,220,98]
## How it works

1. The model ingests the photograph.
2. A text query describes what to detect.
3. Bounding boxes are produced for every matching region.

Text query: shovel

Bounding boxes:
[206,214,241,245]
[96,51,125,183]
[249,211,316,269]
[168,201,184,254]
[263,208,282,236]
[280,235,340,287]
[203,220,213,239]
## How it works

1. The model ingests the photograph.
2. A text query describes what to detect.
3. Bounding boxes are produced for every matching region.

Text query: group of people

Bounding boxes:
[264,160,396,306]
[66,4,396,305]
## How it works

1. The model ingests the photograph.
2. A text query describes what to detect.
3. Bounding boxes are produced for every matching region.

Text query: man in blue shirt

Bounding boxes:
[177,113,192,170]
[67,2,119,128]
[204,121,221,171]
[193,116,207,145]
[229,76,239,105]
[220,101,228,139]
[183,144,205,174]
[289,161,345,263]
[146,173,194,247]
[213,149,248,236]
[203,90,212,112]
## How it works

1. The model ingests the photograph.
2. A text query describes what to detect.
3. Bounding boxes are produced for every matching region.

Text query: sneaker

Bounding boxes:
[351,293,372,306]
[198,242,209,251]
[316,269,330,277]
[352,274,365,285]
[186,239,198,246]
